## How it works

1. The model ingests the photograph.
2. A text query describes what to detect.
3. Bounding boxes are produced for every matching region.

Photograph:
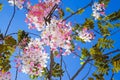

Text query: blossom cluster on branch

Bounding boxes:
[0,71,11,80]
[20,38,49,76]
[5,0,101,79]
[92,2,105,20]
[41,18,72,55]
[77,28,94,42]
[25,0,60,31]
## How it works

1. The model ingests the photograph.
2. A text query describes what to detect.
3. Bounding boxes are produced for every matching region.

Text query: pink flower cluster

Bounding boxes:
[18,38,29,49]
[21,38,49,76]
[0,71,11,80]
[8,0,27,9]
[77,28,94,42]
[25,0,60,31]
[41,18,72,55]
[92,2,105,20]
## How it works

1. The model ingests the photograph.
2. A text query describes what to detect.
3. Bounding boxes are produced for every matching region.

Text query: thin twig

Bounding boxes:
[63,0,93,21]
[82,64,92,80]
[44,4,58,24]
[88,49,120,61]
[60,55,63,80]
[7,32,41,38]
[111,29,120,36]
[70,57,90,80]
[104,49,120,56]
[48,51,54,80]
[110,73,114,80]
[93,29,101,35]
[4,0,16,36]
[63,59,71,80]
[15,68,18,80]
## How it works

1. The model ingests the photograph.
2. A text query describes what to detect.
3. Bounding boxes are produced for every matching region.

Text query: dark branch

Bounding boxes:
[81,64,92,80]
[111,29,120,36]
[70,57,90,80]
[63,0,93,21]
[60,54,63,80]
[7,32,41,38]
[4,0,16,36]
[48,51,54,80]
[15,68,18,80]
[110,73,114,80]
[93,29,102,36]
[63,59,71,80]
[104,49,120,56]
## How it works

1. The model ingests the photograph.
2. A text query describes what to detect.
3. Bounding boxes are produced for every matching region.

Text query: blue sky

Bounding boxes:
[0,0,120,80]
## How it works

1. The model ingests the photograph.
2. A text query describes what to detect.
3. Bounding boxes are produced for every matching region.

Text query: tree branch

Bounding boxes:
[111,29,120,36]
[63,59,71,80]
[48,51,54,80]
[81,64,92,80]
[104,49,120,56]
[15,68,18,80]
[63,0,93,21]
[4,0,16,36]
[7,32,41,38]
[110,73,114,80]
[70,57,90,80]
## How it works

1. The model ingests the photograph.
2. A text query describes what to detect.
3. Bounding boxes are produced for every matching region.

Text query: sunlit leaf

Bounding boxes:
[4,36,17,46]
[0,3,3,11]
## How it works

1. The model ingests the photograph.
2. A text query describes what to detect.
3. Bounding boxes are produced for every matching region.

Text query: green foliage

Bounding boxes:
[113,23,120,27]
[66,7,74,13]
[18,30,29,43]
[0,36,16,72]
[74,36,85,43]
[29,75,38,80]
[90,46,102,55]
[0,47,11,72]
[52,62,64,77]
[0,3,3,11]
[72,24,82,32]
[80,48,90,60]
[112,53,120,73]
[70,41,75,51]
[93,54,109,74]
[97,38,114,49]
[58,8,64,19]
[97,21,110,36]
[98,0,110,7]
[105,9,120,21]
[77,9,84,14]
[53,51,59,57]
[4,36,17,46]
[88,77,94,80]
[92,73,105,80]
[82,18,94,29]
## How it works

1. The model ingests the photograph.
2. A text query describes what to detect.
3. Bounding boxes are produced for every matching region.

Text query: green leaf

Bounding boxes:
[112,53,120,73]
[105,9,120,21]
[58,9,64,19]
[4,36,17,46]
[82,18,94,29]
[66,7,74,13]
[97,38,114,49]
[0,3,3,11]
[90,47,102,55]
[97,21,110,37]
[52,62,64,77]
[99,0,110,7]
[114,23,120,27]
[81,48,90,58]
[88,77,94,80]
[18,30,29,42]
[77,9,84,14]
